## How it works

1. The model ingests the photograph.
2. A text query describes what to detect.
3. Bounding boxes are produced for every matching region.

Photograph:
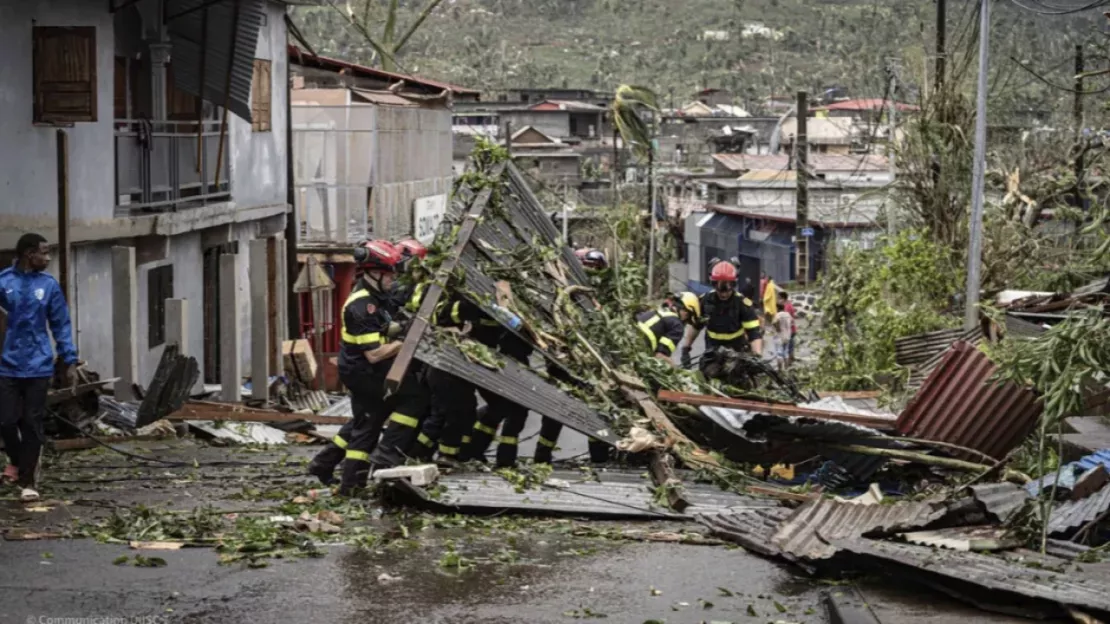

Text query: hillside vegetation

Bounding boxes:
[293,0,1103,117]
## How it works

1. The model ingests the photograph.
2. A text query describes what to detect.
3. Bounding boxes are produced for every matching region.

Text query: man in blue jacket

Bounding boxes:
[0,233,78,502]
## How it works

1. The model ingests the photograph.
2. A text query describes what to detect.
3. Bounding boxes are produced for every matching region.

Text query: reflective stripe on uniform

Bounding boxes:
[479,318,501,327]
[707,329,746,341]
[417,433,434,447]
[637,309,679,353]
[439,444,459,456]
[390,413,419,428]
[451,301,462,324]
[406,283,427,313]
[474,422,496,435]
[537,437,557,448]
[498,436,518,446]
[346,449,371,462]
[332,435,348,449]
[742,319,761,330]
[462,435,472,444]
[341,289,384,345]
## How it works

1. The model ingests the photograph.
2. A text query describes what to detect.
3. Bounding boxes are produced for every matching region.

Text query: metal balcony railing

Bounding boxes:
[114,119,231,215]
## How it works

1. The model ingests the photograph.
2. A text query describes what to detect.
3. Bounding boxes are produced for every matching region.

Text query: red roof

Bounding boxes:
[528,100,607,112]
[818,98,919,113]
[287,45,479,96]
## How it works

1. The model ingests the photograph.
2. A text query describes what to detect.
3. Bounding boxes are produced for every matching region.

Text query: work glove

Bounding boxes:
[386,321,405,339]
[680,346,692,368]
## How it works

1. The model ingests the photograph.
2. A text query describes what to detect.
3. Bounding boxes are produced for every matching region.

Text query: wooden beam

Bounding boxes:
[168,401,350,425]
[621,386,720,471]
[656,390,896,431]
[50,434,169,452]
[384,166,502,391]
[648,450,689,512]
[46,378,120,406]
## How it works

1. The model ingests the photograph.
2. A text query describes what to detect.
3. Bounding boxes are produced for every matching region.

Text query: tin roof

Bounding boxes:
[288,44,480,95]
[695,506,794,557]
[816,98,920,113]
[528,100,607,112]
[968,482,1031,523]
[388,467,765,519]
[770,497,946,561]
[1047,486,1110,535]
[831,538,1110,619]
[712,153,890,173]
[895,342,1043,461]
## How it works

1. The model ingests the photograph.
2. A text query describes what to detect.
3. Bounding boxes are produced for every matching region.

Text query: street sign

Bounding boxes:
[413,194,448,244]
[801,227,815,238]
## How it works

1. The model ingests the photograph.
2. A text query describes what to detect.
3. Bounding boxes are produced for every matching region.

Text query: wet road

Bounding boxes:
[0,526,1033,624]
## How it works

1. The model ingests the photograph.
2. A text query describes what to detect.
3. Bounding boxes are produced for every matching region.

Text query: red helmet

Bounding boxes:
[353,240,403,273]
[395,238,428,260]
[709,260,738,283]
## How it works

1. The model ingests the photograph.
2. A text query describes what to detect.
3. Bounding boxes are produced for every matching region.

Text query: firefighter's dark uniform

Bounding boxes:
[308,278,402,484]
[333,279,405,492]
[636,307,685,359]
[697,291,762,362]
[458,329,540,467]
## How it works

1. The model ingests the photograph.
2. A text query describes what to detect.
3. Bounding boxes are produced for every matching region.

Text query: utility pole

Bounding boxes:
[795,90,809,285]
[886,59,898,235]
[935,0,946,97]
[1075,44,1086,210]
[647,144,657,298]
[964,0,991,331]
[504,121,513,158]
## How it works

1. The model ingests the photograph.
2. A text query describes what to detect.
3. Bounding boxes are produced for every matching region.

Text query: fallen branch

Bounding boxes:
[825,444,1031,483]
[648,450,689,512]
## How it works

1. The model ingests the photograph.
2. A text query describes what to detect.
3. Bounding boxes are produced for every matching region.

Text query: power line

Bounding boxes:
[1008,0,1110,15]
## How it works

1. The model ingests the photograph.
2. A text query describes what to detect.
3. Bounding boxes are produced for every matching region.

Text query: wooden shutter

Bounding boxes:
[166,62,201,122]
[33,26,97,123]
[251,59,272,132]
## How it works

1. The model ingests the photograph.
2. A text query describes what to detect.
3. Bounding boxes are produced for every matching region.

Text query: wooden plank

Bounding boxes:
[656,390,896,431]
[50,434,169,452]
[648,450,689,513]
[167,401,350,425]
[46,378,119,406]
[385,167,502,392]
[620,386,720,471]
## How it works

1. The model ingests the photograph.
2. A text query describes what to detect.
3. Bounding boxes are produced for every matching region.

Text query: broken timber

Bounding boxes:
[621,386,720,471]
[656,390,897,431]
[168,401,350,425]
[649,450,689,512]
[385,164,503,392]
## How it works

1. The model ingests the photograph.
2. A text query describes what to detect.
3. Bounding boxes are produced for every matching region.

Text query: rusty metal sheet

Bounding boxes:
[695,506,793,558]
[895,342,1042,461]
[831,538,1110,619]
[906,328,983,389]
[771,498,946,561]
[895,328,969,368]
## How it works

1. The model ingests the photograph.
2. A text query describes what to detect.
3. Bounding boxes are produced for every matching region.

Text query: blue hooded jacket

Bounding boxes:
[0,265,78,378]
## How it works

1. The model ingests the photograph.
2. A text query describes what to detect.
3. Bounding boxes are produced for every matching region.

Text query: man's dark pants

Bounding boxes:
[0,376,51,487]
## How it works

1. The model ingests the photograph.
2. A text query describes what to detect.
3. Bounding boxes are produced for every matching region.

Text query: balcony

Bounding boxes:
[114,119,230,216]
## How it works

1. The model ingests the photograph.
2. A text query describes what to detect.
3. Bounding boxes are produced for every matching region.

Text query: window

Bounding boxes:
[33,26,97,123]
[147,264,174,348]
[251,59,272,132]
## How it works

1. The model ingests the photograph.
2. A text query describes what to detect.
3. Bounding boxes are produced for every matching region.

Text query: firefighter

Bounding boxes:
[306,241,405,486]
[638,292,700,364]
[329,240,415,495]
[457,326,538,468]
[680,260,763,374]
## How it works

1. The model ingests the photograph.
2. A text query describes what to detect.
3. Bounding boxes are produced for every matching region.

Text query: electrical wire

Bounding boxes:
[1008,0,1110,15]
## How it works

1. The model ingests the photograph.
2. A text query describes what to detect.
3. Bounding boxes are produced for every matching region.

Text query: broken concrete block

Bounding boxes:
[282,339,318,386]
[372,464,440,487]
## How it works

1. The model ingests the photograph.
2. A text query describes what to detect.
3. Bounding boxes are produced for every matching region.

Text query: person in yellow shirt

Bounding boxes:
[761,272,778,322]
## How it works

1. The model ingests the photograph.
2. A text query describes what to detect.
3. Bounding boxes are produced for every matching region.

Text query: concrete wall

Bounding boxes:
[0,0,116,228]
[368,105,452,239]
[229,1,288,209]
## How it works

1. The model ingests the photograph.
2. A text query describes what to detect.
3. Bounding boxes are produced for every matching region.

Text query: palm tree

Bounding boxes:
[611,84,659,163]
[327,0,446,72]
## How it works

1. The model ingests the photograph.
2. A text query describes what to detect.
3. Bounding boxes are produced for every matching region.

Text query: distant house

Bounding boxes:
[815,98,919,124]
[710,153,893,184]
[507,126,581,187]
[498,100,610,142]
[781,116,861,155]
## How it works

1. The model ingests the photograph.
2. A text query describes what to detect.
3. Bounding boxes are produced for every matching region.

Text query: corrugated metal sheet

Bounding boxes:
[895,328,968,367]
[390,468,766,519]
[895,342,1042,461]
[1025,449,1110,496]
[168,0,266,122]
[1004,314,1048,339]
[831,538,1110,618]
[1076,449,1110,472]
[1045,539,1094,561]
[968,482,1031,523]
[695,506,794,557]
[414,340,617,444]
[187,420,288,445]
[898,525,1018,551]
[906,329,984,389]
[100,396,140,431]
[1047,487,1110,535]
[771,498,946,561]
[319,396,353,418]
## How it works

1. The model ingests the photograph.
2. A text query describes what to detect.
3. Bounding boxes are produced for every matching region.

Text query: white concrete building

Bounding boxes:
[0,0,294,390]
